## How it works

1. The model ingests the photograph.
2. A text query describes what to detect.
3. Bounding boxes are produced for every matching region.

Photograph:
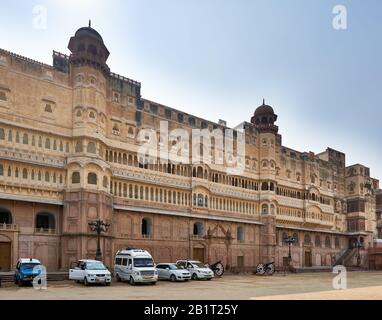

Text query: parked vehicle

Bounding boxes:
[14,258,43,286]
[69,259,112,286]
[176,260,214,280]
[207,260,225,277]
[114,248,158,285]
[156,263,191,282]
[255,262,275,275]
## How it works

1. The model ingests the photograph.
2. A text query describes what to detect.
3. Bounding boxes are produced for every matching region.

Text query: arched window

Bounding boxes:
[304,234,311,245]
[282,232,288,245]
[261,182,269,191]
[45,138,50,149]
[22,133,28,145]
[193,222,204,237]
[35,212,55,230]
[142,218,152,236]
[0,164,3,176]
[335,237,340,248]
[237,226,244,241]
[89,111,95,119]
[72,172,80,184]
[0,128,4,140]
[22,168,28,179]
[76,110,82,117]
[75,141,83,153]
[45,172,50,182]
[0,207,12,224]
[87,172,97,185]
[293,233,299,246]
[87,142,96,154]
[325,236,331,248]
[315,235,321,247]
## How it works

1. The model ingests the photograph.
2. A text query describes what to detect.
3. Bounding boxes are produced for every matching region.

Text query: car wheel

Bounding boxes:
[116,274,121,282]
[207,278,212,281]
[84,277,89,286]
[192,273,198,280]
[18,278,23,287]
[129,277,135,286]
[105,282,111,286]
[170,274,176,282]
[151,282,157,285]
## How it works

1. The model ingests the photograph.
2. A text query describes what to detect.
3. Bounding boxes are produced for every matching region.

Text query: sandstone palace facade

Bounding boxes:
[0,25,380,272]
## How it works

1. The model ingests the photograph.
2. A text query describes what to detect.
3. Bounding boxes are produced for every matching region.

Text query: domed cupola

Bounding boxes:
[250,99,279,134]
[68,21,110,75]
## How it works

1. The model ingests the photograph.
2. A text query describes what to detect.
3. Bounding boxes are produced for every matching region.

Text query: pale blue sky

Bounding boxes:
[1,0,381,181]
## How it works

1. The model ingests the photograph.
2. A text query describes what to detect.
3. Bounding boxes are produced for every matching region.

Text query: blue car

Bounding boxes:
[14,258,43,286]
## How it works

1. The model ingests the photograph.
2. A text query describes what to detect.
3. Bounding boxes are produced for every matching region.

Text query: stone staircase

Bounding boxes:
[334,248,357,266]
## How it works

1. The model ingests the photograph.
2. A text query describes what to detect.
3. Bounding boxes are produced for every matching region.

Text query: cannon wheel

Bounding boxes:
[256,264,265,275]
[266,264,275,275]
[213,263,224,277]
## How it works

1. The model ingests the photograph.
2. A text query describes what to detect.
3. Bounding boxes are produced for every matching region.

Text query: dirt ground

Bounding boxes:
[0,271,381,300]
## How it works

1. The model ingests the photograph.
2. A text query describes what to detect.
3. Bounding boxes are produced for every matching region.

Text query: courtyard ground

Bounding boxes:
[0,271,381,300]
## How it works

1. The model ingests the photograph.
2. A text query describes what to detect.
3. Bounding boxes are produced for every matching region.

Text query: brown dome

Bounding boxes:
[254,100,275,116]
[75,27,104,42]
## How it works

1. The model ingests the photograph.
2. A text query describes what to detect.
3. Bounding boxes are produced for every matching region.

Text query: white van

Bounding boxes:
[114,248,158,285]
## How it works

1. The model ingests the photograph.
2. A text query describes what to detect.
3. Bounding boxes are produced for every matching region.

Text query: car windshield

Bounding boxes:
[21,263,40,270]
[192,262,206,268]
[86,262,107,270]
[133,258,154,267]
[169,264,180,270]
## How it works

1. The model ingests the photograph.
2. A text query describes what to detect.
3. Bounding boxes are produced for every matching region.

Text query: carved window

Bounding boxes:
[45,172,50,182]
[0,128,4,140]
[142,218,152,236]
[22,168,27,179]
[36,212,55,230]
[45,138,51,149]
[325,236,331,248]
[75,141,83,153]
[45,103,53,113]
[72,172,80,184]
[22,133,28,145]
[89,111,96,119]
[304,234,311,245]
[237,226,244,241]
[193,222,204,236]
[38,136,42,147]
[8,130,12,142]
[335,237,340,248]
[315,235,321,247]
[103,176,108,188]
[0,91,7,101]
[87,142,96,154]
[0,164,3,176]
[87,172,97,185]
[76,110,82,117]
[15,167,19,178]
[15,131,20,143]
[53,140,57,150]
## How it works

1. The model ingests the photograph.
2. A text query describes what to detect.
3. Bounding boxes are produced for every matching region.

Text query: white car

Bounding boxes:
[69,259,112,286]
[176,260,214,280]
[114,248,158,285]
[156,263,191,282]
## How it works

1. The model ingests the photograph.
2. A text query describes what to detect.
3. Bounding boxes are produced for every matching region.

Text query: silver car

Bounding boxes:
[156,263,191,282]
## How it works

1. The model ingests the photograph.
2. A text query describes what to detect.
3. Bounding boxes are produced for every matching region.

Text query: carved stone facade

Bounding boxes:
[0,25,380,271]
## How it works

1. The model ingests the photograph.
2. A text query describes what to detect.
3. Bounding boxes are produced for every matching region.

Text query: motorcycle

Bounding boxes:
[255,262,275,275]
[208,261,225,277]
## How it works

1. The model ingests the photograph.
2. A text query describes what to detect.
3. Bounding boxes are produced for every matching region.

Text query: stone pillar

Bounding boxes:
[259,214,276,264]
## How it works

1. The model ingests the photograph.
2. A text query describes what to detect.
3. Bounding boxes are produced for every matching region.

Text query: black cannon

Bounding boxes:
[255,262,275,275]
[208,261,225,277]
